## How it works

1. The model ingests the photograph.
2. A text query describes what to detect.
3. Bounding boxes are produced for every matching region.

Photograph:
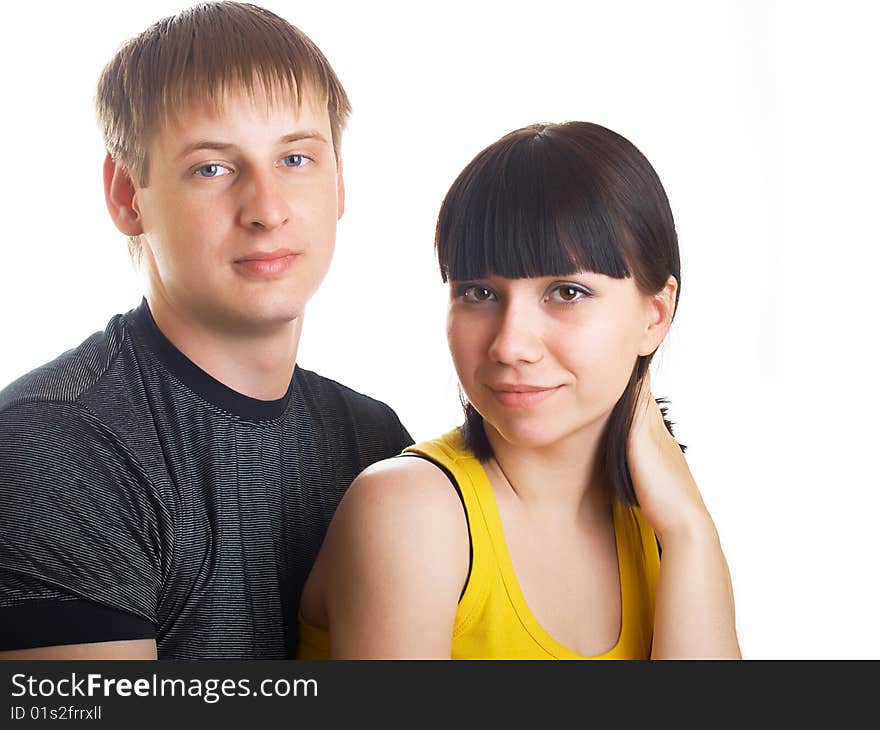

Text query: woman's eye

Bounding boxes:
[281,154,309,168]
[461,285,496,303]
[194,163,232,178]
[549,285,589,303]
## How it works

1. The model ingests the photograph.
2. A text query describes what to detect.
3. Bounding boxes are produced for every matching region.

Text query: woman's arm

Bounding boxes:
[628,379,741,659]
[318,457,470,659]
[651,516,739,659]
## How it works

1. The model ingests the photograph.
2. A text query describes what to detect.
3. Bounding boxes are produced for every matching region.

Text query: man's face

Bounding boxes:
[132,85,343,335]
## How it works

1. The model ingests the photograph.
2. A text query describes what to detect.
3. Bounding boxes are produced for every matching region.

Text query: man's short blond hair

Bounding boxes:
[96,1,351,190]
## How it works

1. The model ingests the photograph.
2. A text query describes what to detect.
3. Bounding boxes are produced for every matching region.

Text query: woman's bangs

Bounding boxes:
[438,133,631,282]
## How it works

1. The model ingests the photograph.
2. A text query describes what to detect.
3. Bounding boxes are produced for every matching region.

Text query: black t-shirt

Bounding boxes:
[0,301,412,658]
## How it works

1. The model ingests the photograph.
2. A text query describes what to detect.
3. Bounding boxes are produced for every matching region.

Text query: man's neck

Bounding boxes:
[145,294,302,401]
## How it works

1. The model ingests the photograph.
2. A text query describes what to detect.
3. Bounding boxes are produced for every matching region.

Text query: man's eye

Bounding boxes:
[549,284,590,303]
[461,285,496,303]
[281,154,309,168]
[194,163,231,178]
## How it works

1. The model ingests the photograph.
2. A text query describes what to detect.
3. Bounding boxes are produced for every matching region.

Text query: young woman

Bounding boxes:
[297,122,740,659]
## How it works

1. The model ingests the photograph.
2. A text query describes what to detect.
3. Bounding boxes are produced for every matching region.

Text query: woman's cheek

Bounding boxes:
[447,318,482,390]
[573,328,637,412]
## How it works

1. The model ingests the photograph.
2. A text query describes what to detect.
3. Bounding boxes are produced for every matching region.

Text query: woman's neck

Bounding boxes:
[484,420,611,527]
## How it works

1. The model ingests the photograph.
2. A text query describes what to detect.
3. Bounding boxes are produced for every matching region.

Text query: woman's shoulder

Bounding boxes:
[301,442,472,634]
[342,428,474,522]
[312,442,470,614]
[346,444,464,519]
[327,440,470,565]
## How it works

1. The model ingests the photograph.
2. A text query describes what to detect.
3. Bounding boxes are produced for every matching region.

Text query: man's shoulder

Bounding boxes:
[293,366,400,422]
[292,366,413,454]
[0,310,134,418]
[0,309,143,475]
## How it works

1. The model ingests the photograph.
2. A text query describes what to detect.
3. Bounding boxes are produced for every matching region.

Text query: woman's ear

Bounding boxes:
[103,154,144,237]
[638,275,678,356]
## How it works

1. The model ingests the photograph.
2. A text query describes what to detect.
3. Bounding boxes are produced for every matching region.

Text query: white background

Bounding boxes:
[1,1,877,658]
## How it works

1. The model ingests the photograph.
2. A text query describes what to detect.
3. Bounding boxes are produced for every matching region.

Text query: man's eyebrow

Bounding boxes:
[175,130,330,160]
[279,130,329,145]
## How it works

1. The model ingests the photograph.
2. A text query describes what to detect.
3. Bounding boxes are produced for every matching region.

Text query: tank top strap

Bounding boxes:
[402,429,494,636]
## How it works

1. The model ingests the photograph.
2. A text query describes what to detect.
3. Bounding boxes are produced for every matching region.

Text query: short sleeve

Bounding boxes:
[382,402,414,454]
[0,401,166,635]
[0,569,156,650]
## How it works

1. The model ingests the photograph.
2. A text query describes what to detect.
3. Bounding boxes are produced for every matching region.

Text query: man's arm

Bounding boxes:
[0,402,164,655]
[1,639,157,660]
[0,588,159,659]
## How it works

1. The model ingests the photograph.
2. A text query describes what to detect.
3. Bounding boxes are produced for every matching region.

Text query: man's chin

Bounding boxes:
[223,302,305,336]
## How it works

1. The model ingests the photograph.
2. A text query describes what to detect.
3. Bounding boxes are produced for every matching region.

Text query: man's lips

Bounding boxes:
[234,248,299,263]
[233,249,300,277]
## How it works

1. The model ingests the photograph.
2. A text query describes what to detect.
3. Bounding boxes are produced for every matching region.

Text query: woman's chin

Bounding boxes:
[484,416,571,453]
[482,408,607,455]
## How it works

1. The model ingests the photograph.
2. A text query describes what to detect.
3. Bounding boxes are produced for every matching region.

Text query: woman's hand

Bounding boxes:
[626,374,713,546]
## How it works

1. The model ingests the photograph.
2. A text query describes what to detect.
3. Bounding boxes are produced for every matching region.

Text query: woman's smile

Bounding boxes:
[486,383,564,408]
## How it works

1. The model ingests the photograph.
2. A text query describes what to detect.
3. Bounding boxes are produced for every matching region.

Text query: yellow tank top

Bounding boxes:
[297,429,660,659]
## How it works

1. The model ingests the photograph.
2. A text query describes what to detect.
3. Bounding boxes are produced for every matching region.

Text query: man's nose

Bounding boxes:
[239,169,290,231]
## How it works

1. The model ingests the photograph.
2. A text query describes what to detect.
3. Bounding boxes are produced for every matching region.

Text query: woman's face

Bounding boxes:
[447,271,666,452]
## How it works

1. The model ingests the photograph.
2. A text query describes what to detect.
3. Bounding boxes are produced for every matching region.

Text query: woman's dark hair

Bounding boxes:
[435,121,683,506]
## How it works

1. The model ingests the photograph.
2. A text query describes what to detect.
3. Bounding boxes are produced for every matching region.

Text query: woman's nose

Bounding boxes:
[487,302,544,365]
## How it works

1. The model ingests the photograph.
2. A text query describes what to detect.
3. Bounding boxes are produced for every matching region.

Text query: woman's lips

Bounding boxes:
[488,384,563,408]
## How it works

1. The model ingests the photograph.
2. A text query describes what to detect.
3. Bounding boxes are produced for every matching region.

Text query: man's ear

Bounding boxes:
[336,157,345,220]
[638,275,678,356]
[103,154,144,236]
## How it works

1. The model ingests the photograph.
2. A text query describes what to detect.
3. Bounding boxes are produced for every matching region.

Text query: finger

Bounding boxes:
[632,375,652,429]
[639,371,654,411]
[643,371,654,404]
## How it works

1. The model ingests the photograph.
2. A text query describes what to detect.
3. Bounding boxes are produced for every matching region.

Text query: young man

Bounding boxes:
[0,2,412,659]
